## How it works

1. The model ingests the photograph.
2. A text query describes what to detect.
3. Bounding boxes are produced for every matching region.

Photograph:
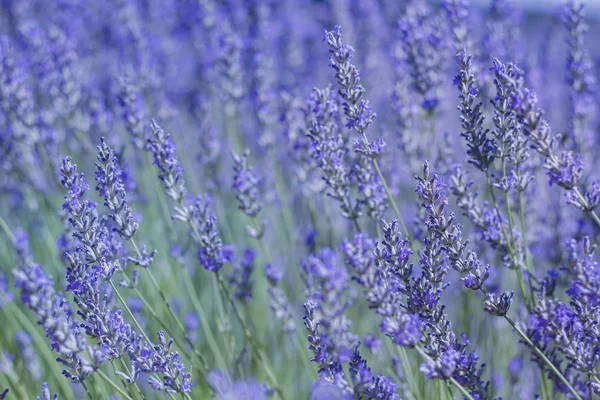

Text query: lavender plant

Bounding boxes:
[1,1,600,399]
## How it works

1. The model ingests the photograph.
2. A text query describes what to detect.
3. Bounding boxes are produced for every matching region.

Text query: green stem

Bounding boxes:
[109,280,152,345]
[539,369,550,400]
[485,172,530,310]
[129,238,208,372]
[503,315,582,400]
[0,214,16,244]
[214,271,284,399]
[360,132,410,241]
[111,360,139,400]
[80,380,94,400]
[572,188,600,228]
[393,345,419,398]
[96,369,135,400]
[183,269,229,371]
[517,192,536,307]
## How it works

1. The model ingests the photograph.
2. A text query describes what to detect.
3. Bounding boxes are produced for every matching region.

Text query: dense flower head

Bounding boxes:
[59,155,192,393]
[229,248,256,303]
[147,120,186,203]
[95,137,139,240]
[454,50,496,172]
[12,229,96,382]
[306,86,359,220]
[3,1,600,399]
[232,149,263,219]
[191,195,234,272]
[302,248,357,365]
[563,0,597,152]
[397,3,444,114]
[118,76,147,149]
[444,0,471,52]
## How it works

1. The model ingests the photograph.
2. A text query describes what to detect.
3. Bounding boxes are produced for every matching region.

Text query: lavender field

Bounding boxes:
[1,0,600,399]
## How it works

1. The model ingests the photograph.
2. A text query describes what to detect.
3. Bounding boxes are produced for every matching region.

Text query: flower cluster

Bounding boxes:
[3,1,600,399]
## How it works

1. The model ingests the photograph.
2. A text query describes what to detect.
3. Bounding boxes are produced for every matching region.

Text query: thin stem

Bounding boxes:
[96,369,135,400]
[358,131,410,240]
[183,269,229,371]
[250,217,316,380]
[539,369,550,400]
[500,160,532,312]
[517,192,536,307]
[485,172,530,310]
[0,214,16,244]
[81,380,94,400]
[109,280,153,345]
[129,238,208,372]
[214,271,284,399]
[503,315,582,400]
[392,345,419,398]
[144,268,208,370]
[111,359,140,400]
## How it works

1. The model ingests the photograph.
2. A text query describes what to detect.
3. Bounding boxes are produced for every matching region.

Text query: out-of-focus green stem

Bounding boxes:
[182,269,229,371]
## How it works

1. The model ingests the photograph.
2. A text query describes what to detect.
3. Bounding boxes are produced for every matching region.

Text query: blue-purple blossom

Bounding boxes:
[302,248,356,365]
[265,264,295,333]
[37,382,58,400]
[192,196,234,272]
[484,291,514,316]
[118,76,147,149]
[564,0,597,154]
[306,86,359,221]
[206,369,271,400]
[323,25,388,220]
[229,248,256,302]
[232,149,263,219]
[0,271,12,308]
[95,138,139,240]
[3,2,600,399]
[60,155,192,393]
[454,51,495,171]
[12,229,97,383]
[147,120,186,203]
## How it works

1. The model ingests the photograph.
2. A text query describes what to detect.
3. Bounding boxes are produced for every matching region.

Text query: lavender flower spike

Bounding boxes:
[323,25,379,151]
[95,137,139,240]
[454,50,495,172]
[232,149,263,219]
[148,120,186,203]
[12,229,99,382]
[323,25,389,221]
